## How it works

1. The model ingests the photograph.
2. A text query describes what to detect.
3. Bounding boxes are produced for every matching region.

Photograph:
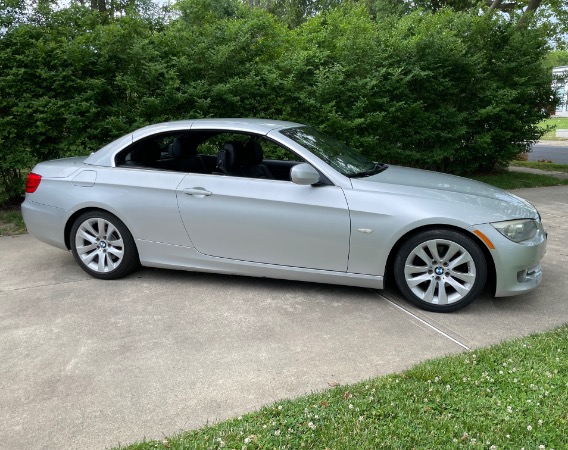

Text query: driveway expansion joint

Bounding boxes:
[379,291,472,351]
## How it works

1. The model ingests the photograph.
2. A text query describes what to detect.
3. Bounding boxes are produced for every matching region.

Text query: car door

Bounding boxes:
[176,174,350,272]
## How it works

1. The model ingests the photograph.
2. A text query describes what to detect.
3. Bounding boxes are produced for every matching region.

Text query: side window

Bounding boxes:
[196,133,244,157]
[119,138,167,168]
[193,133,303,181]
[255,138,304,181]
[260,138,303,162]
[116,130,304,181]
[156,135,177,153]
[117,132,208,174]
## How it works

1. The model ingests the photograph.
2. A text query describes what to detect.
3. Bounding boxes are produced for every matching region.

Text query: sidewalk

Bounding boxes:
[508,165,568,179]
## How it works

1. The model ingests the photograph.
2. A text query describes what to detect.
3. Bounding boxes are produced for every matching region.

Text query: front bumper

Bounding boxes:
[471,222,547,297]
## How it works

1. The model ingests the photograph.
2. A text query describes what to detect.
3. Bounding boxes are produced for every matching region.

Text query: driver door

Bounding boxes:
[176,174,350,272]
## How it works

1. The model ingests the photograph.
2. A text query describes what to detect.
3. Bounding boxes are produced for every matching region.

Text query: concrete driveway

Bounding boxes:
[1,186,567,450]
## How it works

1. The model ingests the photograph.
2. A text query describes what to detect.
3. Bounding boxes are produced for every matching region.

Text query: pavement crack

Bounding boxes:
[0,279,89,293]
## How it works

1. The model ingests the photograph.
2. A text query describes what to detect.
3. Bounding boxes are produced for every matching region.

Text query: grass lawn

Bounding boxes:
[117,325,568,449]
[538,116,568,141]
[0,206,26,236]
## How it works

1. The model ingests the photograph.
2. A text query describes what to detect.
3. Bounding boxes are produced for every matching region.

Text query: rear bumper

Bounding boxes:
[21,198,69,250]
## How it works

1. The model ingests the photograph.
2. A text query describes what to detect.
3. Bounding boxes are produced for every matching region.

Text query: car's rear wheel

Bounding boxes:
[393,229,487,312]
[70,211,139,279]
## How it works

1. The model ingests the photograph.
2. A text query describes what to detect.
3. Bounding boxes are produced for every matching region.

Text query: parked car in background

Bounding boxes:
[22,119,546,312]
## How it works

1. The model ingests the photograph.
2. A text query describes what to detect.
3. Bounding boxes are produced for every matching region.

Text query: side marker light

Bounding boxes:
[473,230,495,250]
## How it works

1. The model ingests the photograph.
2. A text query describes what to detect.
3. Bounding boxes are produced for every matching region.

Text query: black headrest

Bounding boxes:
[244,141,263,165]
[130,140,161,164]
[218,141,245,171]
[171,136,198,158]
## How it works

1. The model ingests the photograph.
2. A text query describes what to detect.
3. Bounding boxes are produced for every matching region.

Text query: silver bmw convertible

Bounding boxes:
[22,118,546,312]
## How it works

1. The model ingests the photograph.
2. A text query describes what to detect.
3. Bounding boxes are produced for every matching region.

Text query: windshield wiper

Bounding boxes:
[348,163,389,178]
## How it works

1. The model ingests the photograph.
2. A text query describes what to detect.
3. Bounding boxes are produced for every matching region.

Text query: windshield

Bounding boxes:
[280,126,383,177]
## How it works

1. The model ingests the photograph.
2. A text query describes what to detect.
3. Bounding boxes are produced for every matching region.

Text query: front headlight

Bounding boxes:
[492,219,538,243]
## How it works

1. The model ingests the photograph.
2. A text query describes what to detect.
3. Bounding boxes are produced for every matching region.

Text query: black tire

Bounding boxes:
[70,210,140,280]
[393,229,487,313]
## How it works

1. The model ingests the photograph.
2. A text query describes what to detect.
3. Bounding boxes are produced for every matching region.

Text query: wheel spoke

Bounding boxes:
[97,218,106,238]
[77,228,97,244]
[83,221,99,239]
[405,263,428,274]
[407,273,432,288]
[97,253,106,272]
[427,241,442,262]
[446,276,471,297]
[448,252,473,269]
[450,271,476,285]
[105,254,115,271]
[422,279,436,302]
[107,246,124,259]
[414,246,433,265]
[437,280,449,305]
[81,249,98,265]
[106,222,118,239]
[77,242,98,254]
[107,236,123,248]
[441,242,461,263]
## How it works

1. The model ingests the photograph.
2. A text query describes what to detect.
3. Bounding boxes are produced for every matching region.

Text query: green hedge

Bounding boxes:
[0,0,554,201]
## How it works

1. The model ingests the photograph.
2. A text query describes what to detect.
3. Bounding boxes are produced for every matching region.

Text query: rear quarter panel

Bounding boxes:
[24,164,192,248]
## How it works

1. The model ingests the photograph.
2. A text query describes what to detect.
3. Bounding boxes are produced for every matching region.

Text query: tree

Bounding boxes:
[242,0,345,27]
[544,49,568,70]
[407,0,568,47]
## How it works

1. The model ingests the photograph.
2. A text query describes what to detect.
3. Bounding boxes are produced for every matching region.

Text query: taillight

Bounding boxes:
[26,173,42,193]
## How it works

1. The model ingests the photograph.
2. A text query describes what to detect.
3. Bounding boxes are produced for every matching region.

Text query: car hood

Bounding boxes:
[351,165,539,222]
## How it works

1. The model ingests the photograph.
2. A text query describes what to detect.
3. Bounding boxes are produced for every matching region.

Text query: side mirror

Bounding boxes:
[290,163,320,185]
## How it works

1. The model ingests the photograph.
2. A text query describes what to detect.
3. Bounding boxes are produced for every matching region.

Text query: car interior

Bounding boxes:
[116,131,305,182]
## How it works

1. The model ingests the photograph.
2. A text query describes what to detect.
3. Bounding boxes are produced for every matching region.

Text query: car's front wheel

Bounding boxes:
[393,229,487,313]
[70,211,139,279]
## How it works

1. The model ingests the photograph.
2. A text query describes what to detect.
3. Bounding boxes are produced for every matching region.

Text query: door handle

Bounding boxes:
[184,187,212,197]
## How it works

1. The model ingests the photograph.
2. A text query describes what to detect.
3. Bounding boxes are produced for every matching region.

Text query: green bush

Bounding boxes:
[282,6,552,173]
[0,0,554,202]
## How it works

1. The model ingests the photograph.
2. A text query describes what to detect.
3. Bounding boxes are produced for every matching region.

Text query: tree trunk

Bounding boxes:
[488,0,503,13]
[518,0,543,27]
[485,0,520,12]
[91,0,106,12]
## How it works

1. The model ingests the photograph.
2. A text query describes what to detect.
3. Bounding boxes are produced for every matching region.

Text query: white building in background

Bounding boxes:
[553,66,568,117]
